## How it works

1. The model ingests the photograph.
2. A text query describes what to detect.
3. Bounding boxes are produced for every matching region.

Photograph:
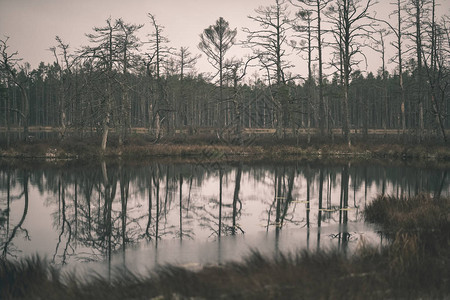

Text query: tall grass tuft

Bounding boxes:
[364,194,449,232]
[0,255,61,299]
[364,194,450,295]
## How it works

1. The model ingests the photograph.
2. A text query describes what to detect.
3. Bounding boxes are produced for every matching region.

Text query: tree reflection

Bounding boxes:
[317,168,324,251]
[52,174,73,264]
[1,171,29,258]
[266,166,300,231]
[338,164,350,252]
[197,165,245,238]
[0,160,448,266]
[144,167,153,239]
[305,164,311,250]
[177,172,195,240]
[102,161,116,271]
[231,162,243,235]
[0,167,11,251]
[119,165,129,263]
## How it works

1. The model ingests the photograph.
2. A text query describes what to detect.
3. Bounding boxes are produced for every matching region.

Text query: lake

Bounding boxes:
[1,159,448,276]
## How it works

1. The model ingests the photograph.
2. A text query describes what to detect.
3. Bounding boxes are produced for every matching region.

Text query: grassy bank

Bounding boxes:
[1,194,449,299]
[1,134,450,162]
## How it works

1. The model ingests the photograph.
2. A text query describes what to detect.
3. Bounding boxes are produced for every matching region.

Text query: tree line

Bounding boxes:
[0,0,449,149]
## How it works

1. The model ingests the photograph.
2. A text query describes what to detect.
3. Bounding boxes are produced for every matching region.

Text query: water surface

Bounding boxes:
[0,159,448,274]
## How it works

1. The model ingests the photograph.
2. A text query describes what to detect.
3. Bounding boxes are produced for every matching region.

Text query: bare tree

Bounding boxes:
[406,0,428,141]
[83,18,122,151]
[372,28,390,138]
[327,0,376,146]
[371,0,408,141]
[0,37,31,141]
[421,0,448,141]
[146,14,173,79]
[146,13,173,138]
[115,19,143,145]
[223,56,257,144]
[243,0,293,136]
[291,8,315,142]
[394,0,408,141]
[50,36,76,140]
[291,0,332,137]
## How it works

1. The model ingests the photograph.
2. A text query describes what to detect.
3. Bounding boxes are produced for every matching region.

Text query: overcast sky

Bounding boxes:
[1,0,449,80]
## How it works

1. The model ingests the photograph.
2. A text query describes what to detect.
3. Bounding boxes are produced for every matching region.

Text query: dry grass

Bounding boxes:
[1,133,450,162]
[364,194,449,234]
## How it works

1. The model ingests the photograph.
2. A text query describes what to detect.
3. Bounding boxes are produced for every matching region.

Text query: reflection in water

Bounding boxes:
[0,160,448,273]
[1,170,29,259]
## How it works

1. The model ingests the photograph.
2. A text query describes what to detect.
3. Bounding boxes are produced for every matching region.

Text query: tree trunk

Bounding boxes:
[317,0,326,137]
[415,0,424,142]
[101,96,111,151]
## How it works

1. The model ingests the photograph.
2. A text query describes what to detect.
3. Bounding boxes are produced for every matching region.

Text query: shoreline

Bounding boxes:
[1,138,450,165]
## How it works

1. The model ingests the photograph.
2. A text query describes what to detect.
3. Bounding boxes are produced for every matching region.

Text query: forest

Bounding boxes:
[0,0,449,150]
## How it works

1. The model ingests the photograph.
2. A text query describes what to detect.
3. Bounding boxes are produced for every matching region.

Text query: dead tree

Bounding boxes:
[0,37,31,141]
[243,0,294,137]
[146,13,173,138]
[371,0,409,141]
[327,0,376,146]
[50,36,76,140]
[291,0,332,137]
[421,1,448,142]
[116,19,143,145]
[82,18,122,151]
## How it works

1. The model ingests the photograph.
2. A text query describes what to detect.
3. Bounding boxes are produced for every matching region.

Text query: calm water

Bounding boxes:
[0,159,448,274]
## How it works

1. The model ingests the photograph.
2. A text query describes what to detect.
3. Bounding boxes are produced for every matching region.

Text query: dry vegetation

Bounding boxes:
[1,134,450,163]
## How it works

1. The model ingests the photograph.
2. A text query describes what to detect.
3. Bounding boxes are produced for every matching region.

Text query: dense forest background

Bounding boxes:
[0,0,449,149]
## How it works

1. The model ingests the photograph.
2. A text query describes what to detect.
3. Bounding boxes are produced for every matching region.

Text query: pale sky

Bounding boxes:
[1,0,449,80]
